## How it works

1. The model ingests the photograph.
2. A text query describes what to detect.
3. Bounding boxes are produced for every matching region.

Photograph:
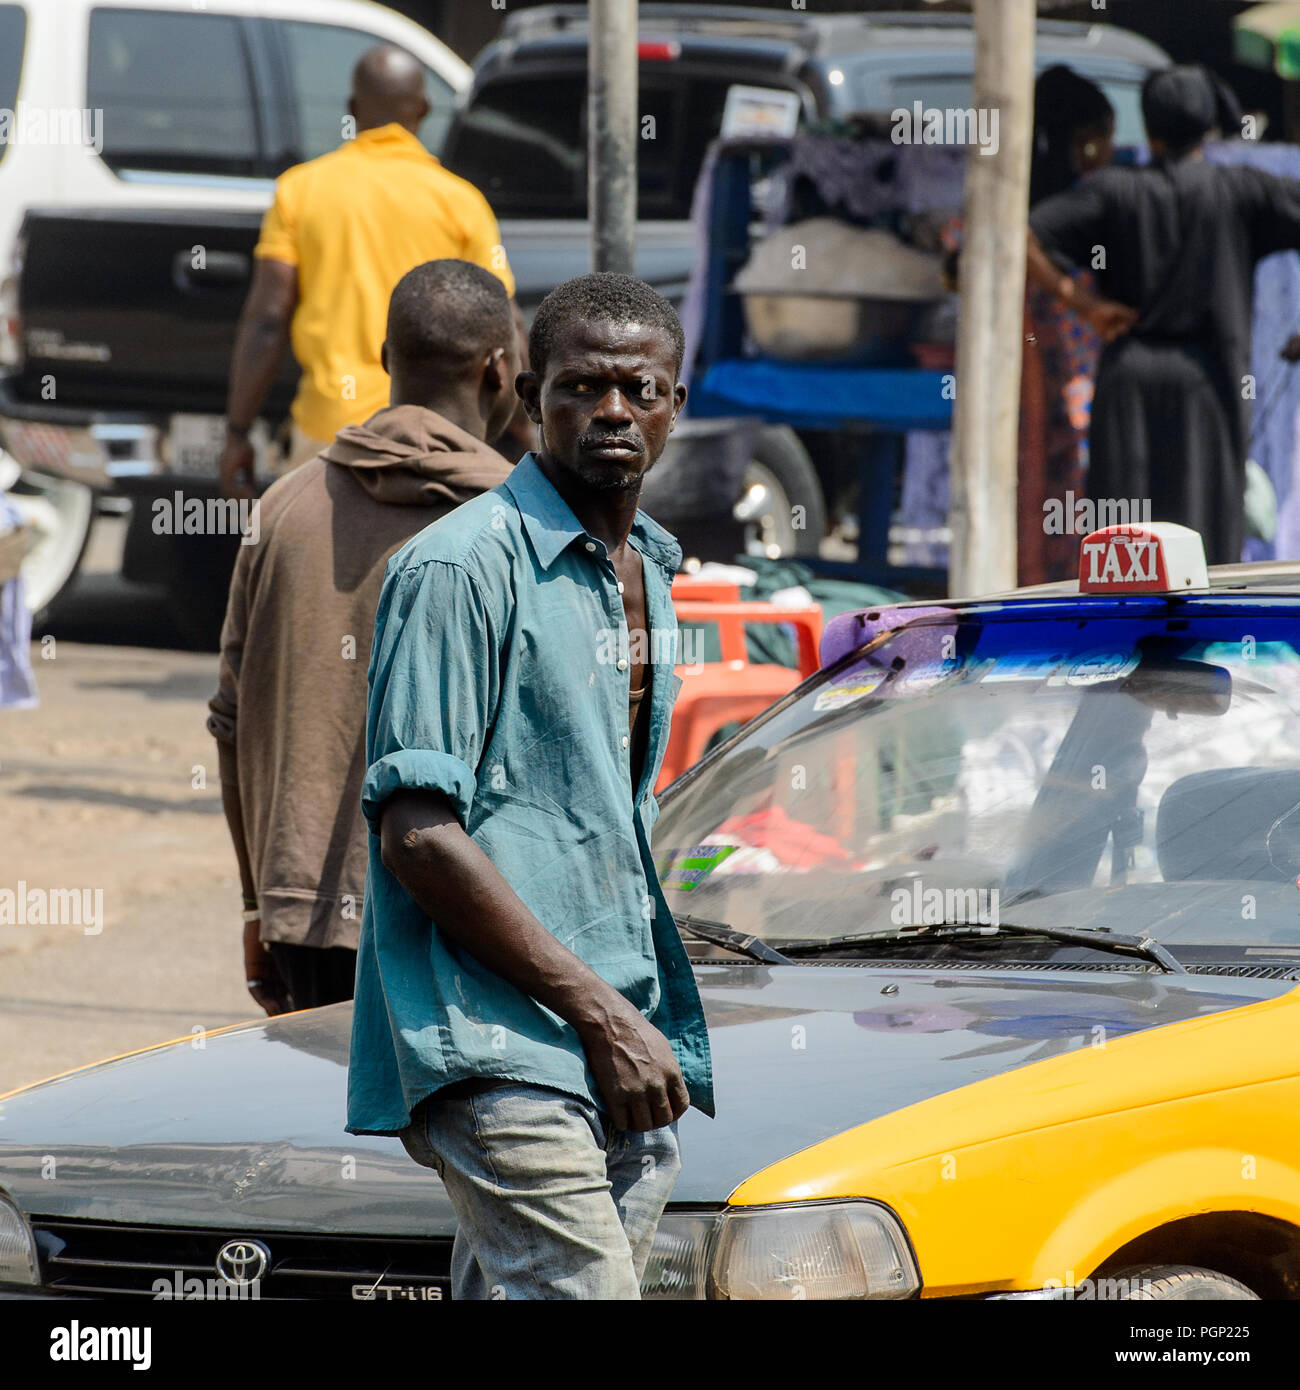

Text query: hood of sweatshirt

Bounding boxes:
[320,404,511,506]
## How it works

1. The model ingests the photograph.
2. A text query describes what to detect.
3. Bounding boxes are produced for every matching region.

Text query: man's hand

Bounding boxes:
[577,995,690,1132]
[243,918,290,1016]
[1281,334,1300,362]
[220,429,256,501]
[380,789,692,1133]
[1025,231,1136,345]
[1073,286,1138,344]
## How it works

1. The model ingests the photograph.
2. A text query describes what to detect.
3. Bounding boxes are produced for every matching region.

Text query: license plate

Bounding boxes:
[168,414,227,478]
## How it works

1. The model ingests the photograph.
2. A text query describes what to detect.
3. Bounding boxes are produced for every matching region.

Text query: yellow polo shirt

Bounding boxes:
[255,123,515,441]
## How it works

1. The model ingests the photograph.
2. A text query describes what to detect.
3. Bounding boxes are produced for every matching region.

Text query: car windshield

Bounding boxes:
[655,610,1300,963]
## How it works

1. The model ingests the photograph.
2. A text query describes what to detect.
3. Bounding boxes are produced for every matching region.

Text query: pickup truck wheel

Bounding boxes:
[1108,1265,1259,1300]
[739,429,826,559]
[2,465,95,617]
[166,531,240,651]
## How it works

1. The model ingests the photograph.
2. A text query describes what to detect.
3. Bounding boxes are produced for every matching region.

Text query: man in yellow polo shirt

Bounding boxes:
[219,45,516,497]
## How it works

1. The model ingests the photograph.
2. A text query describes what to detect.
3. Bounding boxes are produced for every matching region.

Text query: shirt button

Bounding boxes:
[617,658,627,671]
[621,735,630,749]
[617,581,625,594]
[585,541,597,553]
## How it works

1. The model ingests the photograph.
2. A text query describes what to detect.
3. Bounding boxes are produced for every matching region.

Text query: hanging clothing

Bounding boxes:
[0,494,37,711]
[1206,139,1300,561]
[1020,274,1103,584]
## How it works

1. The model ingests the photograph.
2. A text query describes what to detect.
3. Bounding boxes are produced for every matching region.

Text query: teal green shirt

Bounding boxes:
[346,453,715,1134]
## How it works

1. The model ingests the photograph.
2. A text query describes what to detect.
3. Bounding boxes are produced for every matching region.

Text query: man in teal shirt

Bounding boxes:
[347,273,714,1300]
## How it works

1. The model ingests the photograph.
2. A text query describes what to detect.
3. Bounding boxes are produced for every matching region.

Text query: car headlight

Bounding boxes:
[712,1200,919,1300]
[641,1201,920,1301]
[0,1193,38,1286]
[640,1211,718,1300]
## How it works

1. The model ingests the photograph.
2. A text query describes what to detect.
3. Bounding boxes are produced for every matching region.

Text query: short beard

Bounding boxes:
[538,423,654,495]
[569,457,645,494]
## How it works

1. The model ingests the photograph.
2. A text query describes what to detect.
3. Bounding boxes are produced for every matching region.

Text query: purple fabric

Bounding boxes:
[899,430,952,569]
[1205,140,1300,561]
[0,494,37,710]
[678,138,724,393]
[771,135,967,225]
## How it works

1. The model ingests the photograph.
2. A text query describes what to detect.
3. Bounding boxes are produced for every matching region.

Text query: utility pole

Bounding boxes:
[949,0,1035,595]
[589,0,638,275]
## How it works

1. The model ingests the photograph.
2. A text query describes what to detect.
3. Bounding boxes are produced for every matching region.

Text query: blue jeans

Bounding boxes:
[399,1080,681,1300]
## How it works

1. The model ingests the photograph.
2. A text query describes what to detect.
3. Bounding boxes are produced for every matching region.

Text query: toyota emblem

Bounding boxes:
[215,1238,270,1286]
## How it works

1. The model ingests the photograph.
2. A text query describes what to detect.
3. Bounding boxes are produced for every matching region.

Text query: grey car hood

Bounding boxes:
[0,964,1284,1232]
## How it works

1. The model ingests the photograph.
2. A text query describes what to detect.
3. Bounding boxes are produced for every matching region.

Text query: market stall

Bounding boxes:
[680,128,965,590]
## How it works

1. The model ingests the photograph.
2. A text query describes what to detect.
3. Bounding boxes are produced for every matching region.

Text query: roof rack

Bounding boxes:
[497,6,1161,65]
[501,4,856,45]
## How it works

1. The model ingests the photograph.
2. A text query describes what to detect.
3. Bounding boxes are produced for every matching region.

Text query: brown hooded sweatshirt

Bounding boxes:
[207,405,512,949]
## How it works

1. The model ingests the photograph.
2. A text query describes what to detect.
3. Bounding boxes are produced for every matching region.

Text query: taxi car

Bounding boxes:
[1,523,1299,1301]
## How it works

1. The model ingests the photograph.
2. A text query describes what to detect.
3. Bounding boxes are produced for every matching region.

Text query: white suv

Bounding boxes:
[0,0,469,613]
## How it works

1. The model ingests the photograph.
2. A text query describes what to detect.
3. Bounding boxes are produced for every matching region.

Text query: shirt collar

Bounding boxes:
[351,123,437,159]
[503,453,683,575]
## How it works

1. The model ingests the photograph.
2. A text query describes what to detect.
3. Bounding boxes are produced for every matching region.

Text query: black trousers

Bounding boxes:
[267,943,358,1011]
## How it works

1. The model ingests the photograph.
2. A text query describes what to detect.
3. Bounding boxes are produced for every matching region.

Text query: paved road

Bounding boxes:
[0,516,252,1095]
[0,508,849,1095]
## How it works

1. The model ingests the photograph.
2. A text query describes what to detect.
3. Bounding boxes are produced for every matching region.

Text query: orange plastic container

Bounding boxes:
[660,588,823,791]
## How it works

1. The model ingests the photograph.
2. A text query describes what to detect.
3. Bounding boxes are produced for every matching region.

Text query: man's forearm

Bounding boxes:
[226,309,291,432]
[1025,230,1075,302]
[381,791,626,1036]
[220,777,258,904]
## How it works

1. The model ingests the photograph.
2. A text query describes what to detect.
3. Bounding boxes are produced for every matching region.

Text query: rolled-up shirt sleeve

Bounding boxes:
[362,558,499,836]
[254,176,299,267]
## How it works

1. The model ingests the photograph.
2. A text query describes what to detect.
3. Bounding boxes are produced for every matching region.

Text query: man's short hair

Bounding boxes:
[386,259,513,374]
[528,272,685,380]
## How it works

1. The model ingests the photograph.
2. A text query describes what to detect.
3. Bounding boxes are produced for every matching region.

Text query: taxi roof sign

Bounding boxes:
[1079,523,1209,595]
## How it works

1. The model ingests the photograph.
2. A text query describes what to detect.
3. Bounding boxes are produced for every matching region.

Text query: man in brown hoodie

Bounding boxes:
[208,259,517,1015]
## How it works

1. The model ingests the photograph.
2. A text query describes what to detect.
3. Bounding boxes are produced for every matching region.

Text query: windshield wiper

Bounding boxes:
[674,914,791,965]
[773,921,1186,974]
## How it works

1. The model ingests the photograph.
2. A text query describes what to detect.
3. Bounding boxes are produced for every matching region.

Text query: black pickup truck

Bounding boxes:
[0,198,722,645]
[0,6,1168,644]
[0,207,297,643]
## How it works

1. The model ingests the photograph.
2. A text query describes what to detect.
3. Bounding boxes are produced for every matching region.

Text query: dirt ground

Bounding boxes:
[0,518,254,1095]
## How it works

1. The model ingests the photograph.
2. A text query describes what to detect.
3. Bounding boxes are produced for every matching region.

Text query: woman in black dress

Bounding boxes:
[1026,66,1300,564]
